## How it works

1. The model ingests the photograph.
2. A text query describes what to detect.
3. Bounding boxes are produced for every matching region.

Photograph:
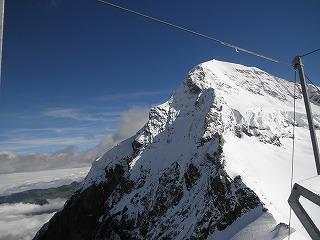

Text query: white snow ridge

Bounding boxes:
[34,59,320,240]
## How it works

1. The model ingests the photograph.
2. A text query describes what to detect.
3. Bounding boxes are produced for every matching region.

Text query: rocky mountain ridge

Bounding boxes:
[34,59,320,240]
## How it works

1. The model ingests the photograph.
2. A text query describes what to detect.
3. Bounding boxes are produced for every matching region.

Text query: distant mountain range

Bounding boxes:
[0,181,78,205]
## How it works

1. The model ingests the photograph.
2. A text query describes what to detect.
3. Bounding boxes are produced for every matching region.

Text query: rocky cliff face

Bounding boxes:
[34,59,320,240]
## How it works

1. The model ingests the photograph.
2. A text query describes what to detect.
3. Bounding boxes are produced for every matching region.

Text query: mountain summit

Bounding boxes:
[34,60,320,240]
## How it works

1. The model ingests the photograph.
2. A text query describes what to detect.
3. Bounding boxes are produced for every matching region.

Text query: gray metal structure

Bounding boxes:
[289,182,320,239]
[0,0,4,83]
[289,56,320,240]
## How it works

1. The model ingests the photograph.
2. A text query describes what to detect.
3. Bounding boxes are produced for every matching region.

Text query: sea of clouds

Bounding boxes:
[0,199,65,240]
[0,107,149,239]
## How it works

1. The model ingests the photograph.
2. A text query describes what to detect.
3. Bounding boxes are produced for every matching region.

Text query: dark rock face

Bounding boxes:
[94,162,185,240]
[34,164,126,240]
[190,157,261,240]
[184,163,200,190]
[34,148,263,240]
[185,66,204,94]
[132,140,143,152]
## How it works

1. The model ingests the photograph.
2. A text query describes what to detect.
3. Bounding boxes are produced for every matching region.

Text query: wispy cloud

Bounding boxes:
[41,107,126,123]
[0,107,149,174]
[0,135,102,151]
[0,125,116,154]
[0,127,102,136]
[42,108,107,122]
[95,90,170,102]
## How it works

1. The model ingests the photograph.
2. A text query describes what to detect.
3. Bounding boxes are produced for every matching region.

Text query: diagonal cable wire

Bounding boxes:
[301,48,320,58]
[305,74,320,95]
[97,0,291,66]
[288,69,297,239]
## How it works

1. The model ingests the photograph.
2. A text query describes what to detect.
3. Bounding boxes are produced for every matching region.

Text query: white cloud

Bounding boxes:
[0,127,96,136]
[0,199,66,240]
[0,107,149,174]
[1,136,100,149]
[115,107,149,140]
[0,126,114,153]
[42,108,107,122]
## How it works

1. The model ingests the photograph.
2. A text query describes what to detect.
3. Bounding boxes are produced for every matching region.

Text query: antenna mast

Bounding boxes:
[293,56,320,175]
[289,56,320,240]
[0,0,4,83]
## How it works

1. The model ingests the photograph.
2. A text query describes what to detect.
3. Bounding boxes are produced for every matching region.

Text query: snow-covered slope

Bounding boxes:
[34,59,320,240]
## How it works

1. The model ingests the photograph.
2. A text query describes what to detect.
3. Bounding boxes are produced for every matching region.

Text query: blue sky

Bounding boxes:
[0,0,319,154]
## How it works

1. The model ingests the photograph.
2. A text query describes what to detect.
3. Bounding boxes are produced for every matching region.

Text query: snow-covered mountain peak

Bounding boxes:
[34,59,320,240]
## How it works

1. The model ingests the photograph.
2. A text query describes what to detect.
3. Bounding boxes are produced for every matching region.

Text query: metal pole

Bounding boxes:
[293,56,320,175]
[0,0,4,86]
